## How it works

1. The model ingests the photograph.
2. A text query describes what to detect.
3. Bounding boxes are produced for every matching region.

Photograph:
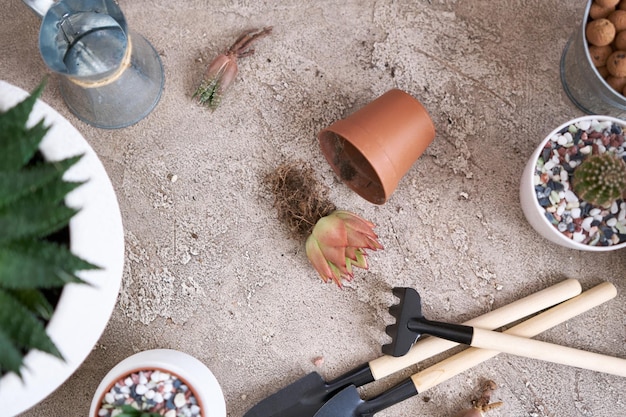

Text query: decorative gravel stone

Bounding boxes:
[534,118,626,246]
[97,370,202,417]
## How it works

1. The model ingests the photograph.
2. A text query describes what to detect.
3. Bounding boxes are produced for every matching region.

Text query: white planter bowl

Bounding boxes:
[0,81,125,415]
[89,349,226,417]
[520,115,626,251]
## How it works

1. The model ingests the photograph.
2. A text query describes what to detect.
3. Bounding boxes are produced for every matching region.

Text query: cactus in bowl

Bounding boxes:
[572,152,626,208]
[0,81,98,376]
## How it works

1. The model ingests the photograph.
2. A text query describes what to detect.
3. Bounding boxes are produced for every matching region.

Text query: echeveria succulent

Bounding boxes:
[305,210,383,287]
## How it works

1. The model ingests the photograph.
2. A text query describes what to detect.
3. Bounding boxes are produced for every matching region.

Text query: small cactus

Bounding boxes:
[572,153,626,208]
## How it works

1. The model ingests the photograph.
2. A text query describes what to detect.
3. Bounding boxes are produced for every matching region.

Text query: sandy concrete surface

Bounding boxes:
[1,0,625,416]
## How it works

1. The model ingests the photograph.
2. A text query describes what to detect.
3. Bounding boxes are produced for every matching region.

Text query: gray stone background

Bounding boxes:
[1,0,625,416]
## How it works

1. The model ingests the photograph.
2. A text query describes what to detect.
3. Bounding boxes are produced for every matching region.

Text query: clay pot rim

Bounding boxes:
[92,366,205,417]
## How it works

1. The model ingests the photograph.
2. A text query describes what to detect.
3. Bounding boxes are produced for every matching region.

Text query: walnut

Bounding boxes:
[615,30,626,49]
[596,0,620,7]
[607,50,626,76]
[598,65,610,78]
[607,75,626,91]
[589,44,614,66]
[608,10,626,31]
[586,18,617,46]
[591,3,616,19]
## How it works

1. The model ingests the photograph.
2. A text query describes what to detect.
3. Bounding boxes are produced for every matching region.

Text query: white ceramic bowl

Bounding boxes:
[520,115,626,251]
[0,81,125,415]
[89,349,226,417]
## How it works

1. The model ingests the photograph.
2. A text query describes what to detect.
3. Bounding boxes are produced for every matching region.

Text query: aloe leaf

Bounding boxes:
[0,240,99,289]
[0,156,83,209]
[0,203,78,244]
[0,81,48,170]
[0,328,25,376]
[6,289,55,320]
[0,290,62,363]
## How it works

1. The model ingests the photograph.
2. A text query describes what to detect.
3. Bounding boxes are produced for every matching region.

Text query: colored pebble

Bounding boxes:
[97,370,202,417]
[534,119,626,246]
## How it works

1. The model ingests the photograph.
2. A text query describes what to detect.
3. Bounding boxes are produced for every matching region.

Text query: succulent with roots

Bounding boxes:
[572,152,626,208]
[305,210,383,287]
[265,163,383,288]
[193,27,272,109]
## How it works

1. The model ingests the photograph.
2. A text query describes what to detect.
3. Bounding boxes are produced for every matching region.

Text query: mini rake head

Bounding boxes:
[382,287,424,357]
[383,288,475,357]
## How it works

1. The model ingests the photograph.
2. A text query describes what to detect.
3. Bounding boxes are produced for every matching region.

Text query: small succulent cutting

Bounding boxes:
[572,152,626,208]
[0,81,98,376]
[265,162,383,288]
[193,26,272,110]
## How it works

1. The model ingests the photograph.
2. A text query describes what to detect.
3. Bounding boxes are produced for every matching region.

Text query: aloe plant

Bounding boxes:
[572,152,626,208]
[0,81,98,377]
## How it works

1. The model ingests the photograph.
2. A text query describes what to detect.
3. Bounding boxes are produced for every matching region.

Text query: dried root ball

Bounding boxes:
[591,3,616,19]
[609,10,626,30]
[589,44,614,66]
[607,50,626,76]
[596,0,620,7]
[586,19,616,46]
[607,74,626,91]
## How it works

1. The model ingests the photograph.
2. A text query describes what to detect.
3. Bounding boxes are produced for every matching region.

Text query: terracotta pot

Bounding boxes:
[318,89,436,204]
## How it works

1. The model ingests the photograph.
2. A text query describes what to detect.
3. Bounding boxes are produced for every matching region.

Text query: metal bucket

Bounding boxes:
[561,0,626,118]
[22,0,164,129]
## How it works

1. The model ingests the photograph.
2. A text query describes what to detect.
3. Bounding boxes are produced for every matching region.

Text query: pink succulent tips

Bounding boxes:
[193,27,272,110]
[305,210,383,287]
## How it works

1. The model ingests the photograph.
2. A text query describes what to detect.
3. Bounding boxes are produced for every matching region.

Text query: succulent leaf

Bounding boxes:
[0,329,24,376]
[305,234,335,283]
[572,153,626,208]
[0,201,78,244]
[7,289,55,320]
[0,81,47,171]
[0,290,62,367]
[0,156,82,209]
[0,240,97,289]
[306,210,382,287]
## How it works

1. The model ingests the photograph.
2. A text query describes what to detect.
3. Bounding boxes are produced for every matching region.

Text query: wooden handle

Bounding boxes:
[369,278,582,380]
[470,325,626,377]
[412,282,618,392]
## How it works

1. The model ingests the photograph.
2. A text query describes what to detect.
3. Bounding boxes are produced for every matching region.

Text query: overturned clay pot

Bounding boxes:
[318,89,436,204]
